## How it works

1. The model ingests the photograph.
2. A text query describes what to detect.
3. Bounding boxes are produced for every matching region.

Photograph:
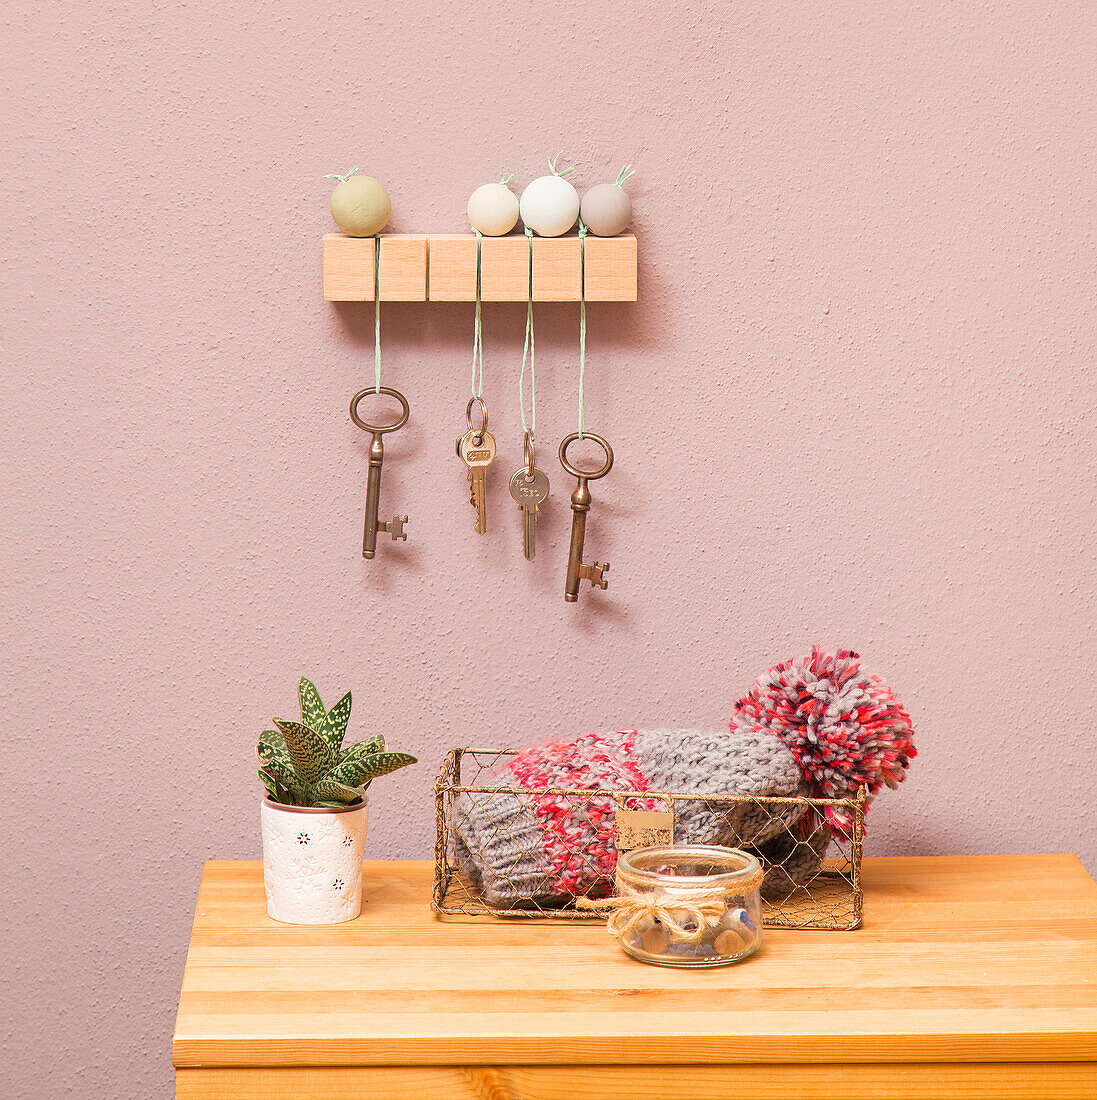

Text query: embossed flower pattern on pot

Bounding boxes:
[261,799,368,924]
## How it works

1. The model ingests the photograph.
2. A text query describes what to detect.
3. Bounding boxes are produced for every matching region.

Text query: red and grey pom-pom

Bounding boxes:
[732,646,916,833]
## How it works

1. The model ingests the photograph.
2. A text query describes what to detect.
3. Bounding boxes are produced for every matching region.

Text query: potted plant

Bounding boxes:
[257,677,416,924]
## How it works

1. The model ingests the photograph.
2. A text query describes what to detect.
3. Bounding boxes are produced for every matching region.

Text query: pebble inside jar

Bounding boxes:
[611,846,763,967]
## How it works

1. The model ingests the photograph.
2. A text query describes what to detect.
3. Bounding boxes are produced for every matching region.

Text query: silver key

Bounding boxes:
[510,467,549,560]
[458,429,496,534]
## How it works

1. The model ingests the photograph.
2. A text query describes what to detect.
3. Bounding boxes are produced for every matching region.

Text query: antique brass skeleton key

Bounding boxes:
[559,432,613,602]
[350,387,410,559]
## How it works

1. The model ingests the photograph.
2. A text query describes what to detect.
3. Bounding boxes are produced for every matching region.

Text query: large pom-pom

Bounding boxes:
[732,647,916,832]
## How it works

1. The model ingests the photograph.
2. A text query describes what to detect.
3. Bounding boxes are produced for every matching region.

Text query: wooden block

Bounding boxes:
[585,233,638,301]
[322,234,428,301]
[428,235,529,302]
[532,237,581,301]
[427,234,637,302]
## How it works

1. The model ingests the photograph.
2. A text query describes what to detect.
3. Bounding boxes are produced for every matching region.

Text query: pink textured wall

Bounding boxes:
[4,2,1096,1096]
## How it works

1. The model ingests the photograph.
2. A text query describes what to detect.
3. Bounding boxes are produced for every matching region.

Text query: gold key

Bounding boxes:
[457,397,495,534]
[559,432,613,602]
[458,428,496,534]
[350,387,410,560]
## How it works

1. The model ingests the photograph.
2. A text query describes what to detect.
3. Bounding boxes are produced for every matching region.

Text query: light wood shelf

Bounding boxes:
[322,233,637,303]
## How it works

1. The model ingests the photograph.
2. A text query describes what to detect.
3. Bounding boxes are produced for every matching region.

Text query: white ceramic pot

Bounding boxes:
[260,796,369,924]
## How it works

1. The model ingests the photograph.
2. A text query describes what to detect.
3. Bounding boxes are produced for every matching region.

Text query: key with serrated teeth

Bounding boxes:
[458,428,496,534]
[510,466,549,560]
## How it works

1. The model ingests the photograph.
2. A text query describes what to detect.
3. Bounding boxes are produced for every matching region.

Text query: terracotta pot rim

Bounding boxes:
[261,794,368,815]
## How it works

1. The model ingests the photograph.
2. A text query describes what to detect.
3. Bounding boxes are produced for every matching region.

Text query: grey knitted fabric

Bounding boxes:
[451,786,558,908]
[452,727,824,908]
[633,728,806,847]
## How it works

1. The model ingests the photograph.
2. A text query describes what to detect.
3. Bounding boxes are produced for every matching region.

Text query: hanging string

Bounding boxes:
[373,233,382,393]
[577,220,588,438]
[519,227,536,434]
[470,229,485,400]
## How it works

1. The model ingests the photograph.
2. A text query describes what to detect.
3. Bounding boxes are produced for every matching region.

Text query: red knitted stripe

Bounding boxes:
[506,730,652,896]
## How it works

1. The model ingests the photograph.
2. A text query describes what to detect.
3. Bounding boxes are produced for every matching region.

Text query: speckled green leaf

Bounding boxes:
[328,750,416,789]
[257,731,301,795]
[259,770,296,804]
[259,755,302,800]
[259,754,294,785]
[324,691,353,752]
[312,778,363,805]
[297,678,327,736]
[336,735,386,769]
[257,728,286,763]
[258,769,279,800]
[273,718,333,783]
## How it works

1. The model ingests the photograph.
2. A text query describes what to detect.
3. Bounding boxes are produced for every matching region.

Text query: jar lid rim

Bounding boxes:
[616,844,762,886]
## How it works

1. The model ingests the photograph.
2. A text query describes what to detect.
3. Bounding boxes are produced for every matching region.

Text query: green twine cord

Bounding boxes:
[373,233,381,393]
[519,228,536,433]
[323,166,359,184]
[471,229,484,400]
[577,221,588,438]
[548,152,576,179]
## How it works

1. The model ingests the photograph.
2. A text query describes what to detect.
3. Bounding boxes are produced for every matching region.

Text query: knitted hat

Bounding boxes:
[453,730,648,908]
[453,647,915,907]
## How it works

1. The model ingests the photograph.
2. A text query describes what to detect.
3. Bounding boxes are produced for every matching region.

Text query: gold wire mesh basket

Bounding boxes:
[432,747,864,930]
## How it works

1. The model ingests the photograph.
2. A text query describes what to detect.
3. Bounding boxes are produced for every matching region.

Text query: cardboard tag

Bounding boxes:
[614,808,674,852]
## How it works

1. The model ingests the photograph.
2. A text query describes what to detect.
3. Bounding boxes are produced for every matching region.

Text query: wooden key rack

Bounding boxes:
[323,233,637,302]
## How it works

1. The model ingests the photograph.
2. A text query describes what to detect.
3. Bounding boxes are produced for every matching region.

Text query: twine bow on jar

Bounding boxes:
[577,866,762,945]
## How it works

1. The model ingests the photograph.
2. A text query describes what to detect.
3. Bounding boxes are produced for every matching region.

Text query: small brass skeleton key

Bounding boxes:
[350,387,410,560]
[559,432,614,603]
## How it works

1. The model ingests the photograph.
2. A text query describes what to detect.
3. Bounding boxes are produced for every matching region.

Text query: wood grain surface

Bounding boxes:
[175,1062,1097,1100]
[173,855,1097,1098]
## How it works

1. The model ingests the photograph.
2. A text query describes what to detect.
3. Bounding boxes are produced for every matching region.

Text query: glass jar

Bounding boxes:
[613,845,763,967]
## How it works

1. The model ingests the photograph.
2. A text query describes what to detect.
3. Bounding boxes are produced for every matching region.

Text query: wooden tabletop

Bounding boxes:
[173,855,1097,1100]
